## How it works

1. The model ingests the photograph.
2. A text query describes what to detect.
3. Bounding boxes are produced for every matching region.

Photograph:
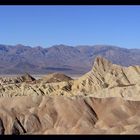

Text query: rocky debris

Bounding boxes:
[0,77,22,85]
[12,117,26,135]
[0,73,36,86]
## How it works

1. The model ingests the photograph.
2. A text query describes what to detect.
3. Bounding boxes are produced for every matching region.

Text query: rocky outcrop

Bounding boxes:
[12,117,26,135]
[72,56,140,100]
[0,56,140,134]
[0,118,5,135]
[0,57,139,100]
[20,73,36,82]
[0,73,35,85]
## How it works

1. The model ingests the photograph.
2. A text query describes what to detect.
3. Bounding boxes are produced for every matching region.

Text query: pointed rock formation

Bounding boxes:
[93,56,112,72]
[20,73,36,82]
[71,56,140,99]
[41,73,73,83]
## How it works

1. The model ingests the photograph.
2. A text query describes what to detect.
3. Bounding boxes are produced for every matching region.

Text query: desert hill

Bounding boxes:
[0,56,140,134]
[72,56,140,100]
[0,56,139,99]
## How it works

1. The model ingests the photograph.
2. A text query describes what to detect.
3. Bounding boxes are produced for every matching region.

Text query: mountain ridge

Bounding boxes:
[0,44,140,75]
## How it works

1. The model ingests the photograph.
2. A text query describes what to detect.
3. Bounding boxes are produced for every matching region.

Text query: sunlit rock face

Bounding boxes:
[0,56,140,134]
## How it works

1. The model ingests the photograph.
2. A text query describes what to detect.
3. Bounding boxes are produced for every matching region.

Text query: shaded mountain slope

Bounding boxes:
[0,44,140,74]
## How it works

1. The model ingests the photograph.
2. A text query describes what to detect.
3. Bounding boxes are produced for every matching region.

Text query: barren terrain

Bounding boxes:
[0,56,140,134]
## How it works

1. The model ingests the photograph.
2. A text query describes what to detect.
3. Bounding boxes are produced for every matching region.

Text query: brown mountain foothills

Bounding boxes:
[0,56,140,134]
[0,44,140,75]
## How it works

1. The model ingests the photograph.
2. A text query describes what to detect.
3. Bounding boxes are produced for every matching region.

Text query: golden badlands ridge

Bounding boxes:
[0,57,140,134]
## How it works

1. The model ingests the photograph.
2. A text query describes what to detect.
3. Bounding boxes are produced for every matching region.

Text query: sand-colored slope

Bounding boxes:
[0,96,140,134]
[0,96,98,134]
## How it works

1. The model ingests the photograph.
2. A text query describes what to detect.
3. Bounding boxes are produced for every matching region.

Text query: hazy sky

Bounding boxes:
[0,5,140,48]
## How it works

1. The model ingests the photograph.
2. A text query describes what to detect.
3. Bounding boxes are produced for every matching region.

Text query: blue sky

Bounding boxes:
[0,5,140,48]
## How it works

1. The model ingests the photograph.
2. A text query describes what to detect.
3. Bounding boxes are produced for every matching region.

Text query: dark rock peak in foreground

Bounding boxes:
[21,73,36,82]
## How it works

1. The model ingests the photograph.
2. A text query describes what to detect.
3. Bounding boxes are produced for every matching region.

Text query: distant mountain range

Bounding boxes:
[0,44,140,75]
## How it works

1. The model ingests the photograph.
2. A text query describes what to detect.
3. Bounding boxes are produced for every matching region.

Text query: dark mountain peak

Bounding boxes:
[47,44,77,54]
[15,44,24,47]
[0,45,9,52]
[8,45,31,55]
[94,44,117,47]
[76,44,122,51]
[14,44,31,49]
[35,46,42,48]
[53,44,68,47]
[51,44,74,49]
[21,73,36,82]
[33,46,44,51]
[0,44,140,75]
